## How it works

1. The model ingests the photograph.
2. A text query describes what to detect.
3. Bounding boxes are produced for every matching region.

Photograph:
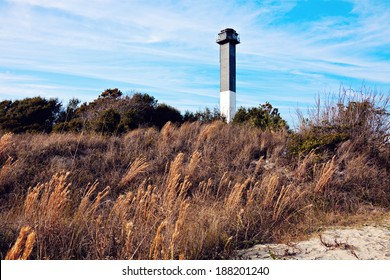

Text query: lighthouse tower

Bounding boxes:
[216,28,240,123]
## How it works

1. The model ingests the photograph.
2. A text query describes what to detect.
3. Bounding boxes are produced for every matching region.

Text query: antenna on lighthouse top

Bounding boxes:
[217,28,239,123]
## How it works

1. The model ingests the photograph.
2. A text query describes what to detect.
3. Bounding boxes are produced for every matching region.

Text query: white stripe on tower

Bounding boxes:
[220,90,236,123]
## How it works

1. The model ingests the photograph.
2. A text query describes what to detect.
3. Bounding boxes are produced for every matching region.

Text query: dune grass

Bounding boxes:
[0,90,389,260]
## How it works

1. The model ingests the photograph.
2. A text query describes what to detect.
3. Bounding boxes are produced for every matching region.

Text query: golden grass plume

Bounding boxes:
[120,155,149,186]
[314,156,336,193]
[5,226,36,260]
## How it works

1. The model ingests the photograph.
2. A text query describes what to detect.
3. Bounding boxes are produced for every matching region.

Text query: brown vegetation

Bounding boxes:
[0,90,389,260]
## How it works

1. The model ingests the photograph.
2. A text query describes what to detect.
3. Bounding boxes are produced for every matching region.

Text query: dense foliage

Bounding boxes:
[233,102,288,130]
[0,97,61,133]
[1,89,287,135]
[55,90,184,134]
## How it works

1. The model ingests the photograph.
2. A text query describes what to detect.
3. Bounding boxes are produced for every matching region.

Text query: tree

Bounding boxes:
[233,102,288,130]
[131,93,157,108]
[0,97,61,133]
[183,107,224,123]
[50,91,165,133]
[122,93,157,130]
[95,109,122,135]
[56,98,81,123]
[153,104,183,128]
[99,88,123,99]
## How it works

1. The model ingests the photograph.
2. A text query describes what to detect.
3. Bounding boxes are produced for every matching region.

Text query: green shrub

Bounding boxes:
[153,104,183,128]
[0,97,61,133]
[289,131,349,155]
[53,91,184,133]
[52,119,84,133]
[183,107,224,123]
[233,102,288,131]
[95,109,122,135]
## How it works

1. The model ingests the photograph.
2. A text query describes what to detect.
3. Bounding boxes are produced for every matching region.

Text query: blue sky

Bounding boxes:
[0,0,389,126]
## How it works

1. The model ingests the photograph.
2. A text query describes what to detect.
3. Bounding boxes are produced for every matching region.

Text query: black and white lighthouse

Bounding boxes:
[216,28,240,123]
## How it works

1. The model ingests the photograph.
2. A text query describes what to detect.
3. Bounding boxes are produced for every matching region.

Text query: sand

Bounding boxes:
[237,216,390,260]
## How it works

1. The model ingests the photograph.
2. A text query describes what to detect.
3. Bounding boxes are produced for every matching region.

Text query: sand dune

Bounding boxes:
[237,216,390,260]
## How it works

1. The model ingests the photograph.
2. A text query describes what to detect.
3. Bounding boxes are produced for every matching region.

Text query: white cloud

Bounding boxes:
[0,0,389,126]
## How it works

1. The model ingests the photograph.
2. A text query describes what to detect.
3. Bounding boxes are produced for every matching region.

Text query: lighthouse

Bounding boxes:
[216,28,240,123]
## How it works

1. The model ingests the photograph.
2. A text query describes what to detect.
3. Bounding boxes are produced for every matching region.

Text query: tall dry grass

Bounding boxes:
[1,89,389,259]
[5,226,35,260]
[0,122,306,259]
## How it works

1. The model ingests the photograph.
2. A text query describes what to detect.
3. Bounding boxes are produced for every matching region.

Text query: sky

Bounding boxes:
[0,0,389,126]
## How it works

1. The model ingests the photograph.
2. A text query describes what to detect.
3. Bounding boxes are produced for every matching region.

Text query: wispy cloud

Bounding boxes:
[0,0,389,125]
